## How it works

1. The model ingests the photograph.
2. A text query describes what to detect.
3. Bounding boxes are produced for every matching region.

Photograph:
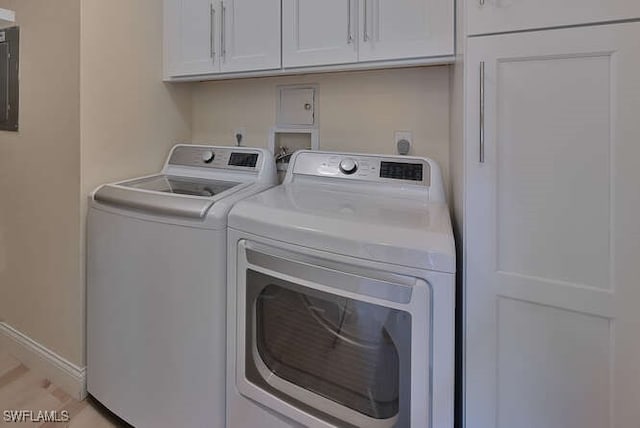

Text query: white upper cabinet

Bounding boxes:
[359,0,453,62]
[282,0,358,68]
[220,0,281,73]
[164,0,219,77]
[165,0,455,78]
[467,0,640,35]
[283,0,453,68]
[165,0,280,77]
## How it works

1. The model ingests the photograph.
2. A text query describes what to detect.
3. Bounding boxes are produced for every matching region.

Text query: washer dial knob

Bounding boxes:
[339,158,358,175]
[202,150,215,163]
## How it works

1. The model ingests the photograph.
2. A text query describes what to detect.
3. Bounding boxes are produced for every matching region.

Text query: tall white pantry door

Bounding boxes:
[464,22,640,428]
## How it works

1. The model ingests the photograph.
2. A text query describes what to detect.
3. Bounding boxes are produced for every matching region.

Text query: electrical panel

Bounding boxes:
[0,26,18,131]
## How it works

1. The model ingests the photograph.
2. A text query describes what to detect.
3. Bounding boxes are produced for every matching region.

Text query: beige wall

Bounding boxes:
[0,0,83,364]
[80,1,191,197]
[192,67,451,192]
[0,0,191,368]
[79,0,191,364]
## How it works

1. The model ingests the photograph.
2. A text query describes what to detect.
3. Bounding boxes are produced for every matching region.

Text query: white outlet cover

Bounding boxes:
[395,131,413,155]
[395,131,413,145]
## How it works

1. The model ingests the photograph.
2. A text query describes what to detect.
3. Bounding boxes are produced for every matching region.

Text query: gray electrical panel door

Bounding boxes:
[0,27,18,131]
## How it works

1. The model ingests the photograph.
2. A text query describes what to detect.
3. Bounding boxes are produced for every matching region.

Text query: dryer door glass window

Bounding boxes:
[245,269,412,427]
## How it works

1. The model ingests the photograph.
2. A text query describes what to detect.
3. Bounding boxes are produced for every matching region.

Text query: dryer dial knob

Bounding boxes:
[202,151,215,163]
[339,158,358,175]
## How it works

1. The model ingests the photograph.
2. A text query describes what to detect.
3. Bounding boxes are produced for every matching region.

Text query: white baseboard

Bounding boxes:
[0,322,86,400]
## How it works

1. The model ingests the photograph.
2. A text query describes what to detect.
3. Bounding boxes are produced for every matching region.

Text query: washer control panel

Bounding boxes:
[339,158,358,175]
[292,152,431,186]
[201,150,215,163]
[168,146,261,171]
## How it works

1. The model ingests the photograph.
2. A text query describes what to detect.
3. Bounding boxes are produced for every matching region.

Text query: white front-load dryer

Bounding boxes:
[87,145,276,428]
[226,151,456,428]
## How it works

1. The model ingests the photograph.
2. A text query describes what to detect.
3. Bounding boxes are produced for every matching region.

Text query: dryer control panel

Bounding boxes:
[291,151,433,187]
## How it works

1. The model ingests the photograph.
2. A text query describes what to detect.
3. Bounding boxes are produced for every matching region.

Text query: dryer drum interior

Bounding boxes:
[245,269,412,427]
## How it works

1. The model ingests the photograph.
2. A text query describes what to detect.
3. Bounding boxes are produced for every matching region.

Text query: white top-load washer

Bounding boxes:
[87,144,276,428]
[226,151,455,428]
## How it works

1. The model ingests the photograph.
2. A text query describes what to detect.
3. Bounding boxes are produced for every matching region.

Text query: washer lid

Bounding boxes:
[229,183,456,273]
[94,175,245,219]
[121,175,240,197]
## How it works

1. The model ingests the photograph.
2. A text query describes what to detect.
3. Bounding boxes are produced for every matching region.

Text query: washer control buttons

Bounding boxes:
[339,158,358,175]
[202,150,215,164]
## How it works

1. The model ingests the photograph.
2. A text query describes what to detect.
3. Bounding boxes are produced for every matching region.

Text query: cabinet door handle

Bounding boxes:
[221,1,226,60]
[347,0,353,43]
[210,4,216,60]
[480,0,485,5]
[363,0,369,42]
[479,61,485,163]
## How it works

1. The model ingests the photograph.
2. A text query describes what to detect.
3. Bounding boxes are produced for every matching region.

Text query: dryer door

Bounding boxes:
[234,240,432,428]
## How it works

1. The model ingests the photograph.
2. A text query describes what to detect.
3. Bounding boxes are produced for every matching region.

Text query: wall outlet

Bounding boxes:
[394,131,413,154]
[233,127,246,146]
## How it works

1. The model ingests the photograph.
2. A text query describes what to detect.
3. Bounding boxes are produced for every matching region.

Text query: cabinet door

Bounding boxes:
[164,0,219,77]
[282,0,358,68]
[358,0,453,62]
[465,23,640,428]
[220,0,281,73]
[467,0,640,36]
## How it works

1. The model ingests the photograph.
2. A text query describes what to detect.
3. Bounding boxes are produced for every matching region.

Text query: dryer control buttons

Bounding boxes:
[202,151,215,164]
[339,158,358,175]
